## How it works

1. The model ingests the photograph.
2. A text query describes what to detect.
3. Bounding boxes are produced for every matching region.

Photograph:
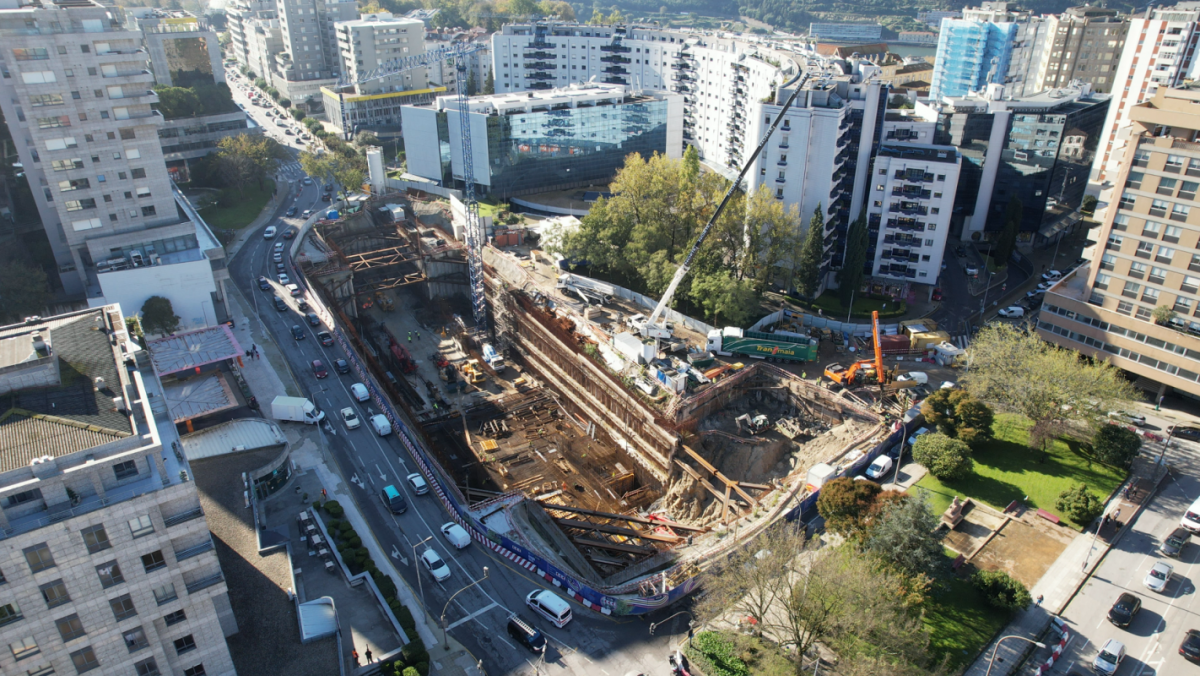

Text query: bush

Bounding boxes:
[413,662,428,676]
[911,433,974,481]
[402,637,428,665]
[1056,483,1104,524]
[374,571,397,600]
[403,668,419,676]
[280,97,291,108]
[324,500,344,517]
[688,631,750,676]
[292,108,306,121]
[972,569,1032,612]
[816,476,881,536]
[1092,425,1141,468]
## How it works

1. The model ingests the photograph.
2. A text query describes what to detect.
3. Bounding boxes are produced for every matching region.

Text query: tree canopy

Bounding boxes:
[299,150,366,199]
[919,389,994,445]
[216,134,289,193]
[140,296,180,336]
[0,258,49,323]
[153,83,239,119]
[911,433,974,482]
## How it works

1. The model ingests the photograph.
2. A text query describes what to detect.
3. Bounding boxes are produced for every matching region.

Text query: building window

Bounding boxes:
[1150,199,1169,217]
[163,609,187,626]
[9,635,39,660]
[152,583,177,606]
[24,544,55,573]
[1182,181,1199,201]
[114,460,138,480]
[69,646,99,673]
[1159,177,1179,195]
[1143,287,1160,303]
[1118,194,1136,210]
[131,168,146,179]
[183,665,206,676]
[110,594,137,621]
[1143,221,1161,238]
[1100,254,1117,271]
[1126,171,1145,189]
[129,514,155,538]
[1171,205,1190,223]
[6,489,38,506]
[1189,158,1200,177]
[1132,149,1151,167]
[0,602,23,627]
[40,580,70,608]
[141,206,156,217]
[1136,305,1155,321]
[1093,274,1110,290]
[1135,241,1154,259]
[1183,276,1200,294]
[56,614,85,641]
[122,626,148,652]
[119,129,135,140]
[1122,281,1141,299]
[1116,301,1135,316]
[134,658,160,676]
[96,561,124,588]
[1165,155,1185,173]
[1175,297,1193,314]
[174,635,197,655]
[1157,246,1176,264]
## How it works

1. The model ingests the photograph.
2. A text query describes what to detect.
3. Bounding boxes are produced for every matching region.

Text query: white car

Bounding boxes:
[303,177,313,186]
[341,407,360,430]
[997,306,1025,318]
[277,273,290,285]
[864,455,893,481]
[440,522,470,549]
[263,225,277,238]
[273,252,283,263]
[407,472,429,495]
[1108,410,1146,426]
[303,209,313,217]
[420,548,452,582]
[1093,639,1125,674]
[1042,270,1063,281]
[1144,561,1173,593]
[1037,280,1055,291]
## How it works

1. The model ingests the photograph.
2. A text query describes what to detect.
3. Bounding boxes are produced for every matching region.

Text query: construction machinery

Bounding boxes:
[375,291,395,312]
[735,413,770,435]
[823,311,891,388]
[461,359,486,384]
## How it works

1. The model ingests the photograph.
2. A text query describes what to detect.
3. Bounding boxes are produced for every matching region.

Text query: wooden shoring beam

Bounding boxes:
[674,459,737,514]
[681,445,759,507]
[536,501,707,532]
[553,517,681,543]
[572,536,655,556]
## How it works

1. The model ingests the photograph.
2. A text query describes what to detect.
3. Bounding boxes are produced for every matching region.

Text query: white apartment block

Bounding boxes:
[245,15,283,86]
[0,305,235,676]
[225,0,275,72]
[423,34,490,94]
[1095,2,1200,185]
[866,144,962,282]
[336,12,425,94]
[0,0,227,329]
[272,0,357,104]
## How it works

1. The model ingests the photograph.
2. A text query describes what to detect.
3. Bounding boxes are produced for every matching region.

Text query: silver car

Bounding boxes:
[1144,561,1173,593]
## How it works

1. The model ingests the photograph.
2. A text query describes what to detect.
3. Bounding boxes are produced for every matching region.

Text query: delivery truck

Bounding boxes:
[706,327,818,363]
[271,396,326,424]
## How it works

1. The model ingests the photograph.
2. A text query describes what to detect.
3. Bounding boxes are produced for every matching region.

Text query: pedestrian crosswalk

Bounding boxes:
[277,161,306,180]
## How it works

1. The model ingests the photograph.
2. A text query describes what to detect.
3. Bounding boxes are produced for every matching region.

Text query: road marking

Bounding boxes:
[445,601,500,630]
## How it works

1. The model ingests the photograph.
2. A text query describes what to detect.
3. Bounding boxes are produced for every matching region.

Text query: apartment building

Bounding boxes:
[244,15,283,85]
[400,82,683,198]
[224,0,275,72]
[1095,2,1200,187]
[0,305,235,676]
[124,9,223,88]
[1039,86,1200,399]
[272,0,357,104]
[931,2,1051,100]
[1031,6,1128,94]
[0,0,228,329]
[423,29,490,95]
[865,144,961,283]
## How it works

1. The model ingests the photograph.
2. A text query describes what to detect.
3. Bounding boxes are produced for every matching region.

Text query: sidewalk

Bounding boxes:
[962,456,1169,676]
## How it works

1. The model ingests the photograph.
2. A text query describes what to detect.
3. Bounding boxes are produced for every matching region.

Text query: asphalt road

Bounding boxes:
[226,72,689,676]
[1043,415,1200,676]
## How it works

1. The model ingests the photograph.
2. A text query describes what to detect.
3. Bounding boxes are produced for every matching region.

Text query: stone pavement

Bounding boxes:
[962,455,1169,676]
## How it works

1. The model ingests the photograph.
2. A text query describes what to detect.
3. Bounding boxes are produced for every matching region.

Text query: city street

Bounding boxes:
[224,72,688,675]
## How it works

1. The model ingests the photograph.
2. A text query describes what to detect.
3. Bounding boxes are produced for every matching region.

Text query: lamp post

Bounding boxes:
[978,267,995,321]
[441,566,489,649]
[892,419,908,486]
[985,635,1046,676]
[649,610,695,647]
[411,535,433,613]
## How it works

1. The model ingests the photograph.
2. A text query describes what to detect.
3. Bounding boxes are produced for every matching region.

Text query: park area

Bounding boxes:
[198,180,276,231]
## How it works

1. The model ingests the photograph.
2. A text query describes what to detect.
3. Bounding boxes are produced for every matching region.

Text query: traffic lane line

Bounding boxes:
[445,601,501,631]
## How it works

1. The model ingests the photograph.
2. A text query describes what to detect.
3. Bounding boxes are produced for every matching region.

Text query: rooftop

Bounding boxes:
[147,324,242,376]
[435,82,669,116]
[336,11,421,29]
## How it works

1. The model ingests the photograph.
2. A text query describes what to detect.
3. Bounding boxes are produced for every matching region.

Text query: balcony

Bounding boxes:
[672,84,690,93]
[110,89,158,103]
[672,73,692,81]
[526,40,557,50]
[683,132,694,140]
[524,62,557,70]
[601,55,631,64]
[602,76,628,85]
[529,82,554,90]
[524,51,556,59]
[185,572,225,595]
[175,538,214,562]
[603,66,629,75]
[776,176,787,184]
[115,109,163,121]
[678,50,694,60]
[600,43,632,53]
[103,69,154,82]
[95,47,147,58]
[528,72,554,81]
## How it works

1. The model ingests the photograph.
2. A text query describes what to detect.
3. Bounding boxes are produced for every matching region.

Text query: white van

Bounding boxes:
[370,414,392,436]
[526,589,573,628]
[440,522,470,549]
[1181,496,1200,532]
[350,383,370,402]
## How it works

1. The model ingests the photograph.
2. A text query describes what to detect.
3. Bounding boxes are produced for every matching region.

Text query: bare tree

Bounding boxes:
[696,525,805,636]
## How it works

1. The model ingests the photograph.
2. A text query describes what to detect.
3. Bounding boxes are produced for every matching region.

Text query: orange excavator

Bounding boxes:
[824,311,889,387]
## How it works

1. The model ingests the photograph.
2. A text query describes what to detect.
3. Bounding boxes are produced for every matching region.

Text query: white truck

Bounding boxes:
[271,395,326,424]
[557,273,614,305]
[370,414,392,436]
[482,343,506,372]
[627,313,674,340]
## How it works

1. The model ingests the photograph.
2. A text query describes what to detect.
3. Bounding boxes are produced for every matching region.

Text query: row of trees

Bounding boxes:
[153,82,240,120]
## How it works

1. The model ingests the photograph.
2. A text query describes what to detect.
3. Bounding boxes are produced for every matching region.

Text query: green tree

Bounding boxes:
[911,433,973,481]
[795,206,826,298]
[483,68,495,95]
[354,132,381,148]
[690,270,757,326]
[865,491,944,578]
[506,0,541,17]
[919,389,994,445]
[0,258,50,323]
[291,108,306,121]
[216,134,289,193]
[466,69,477,95]
[837,213,868,306]
[1152,305,1176,326]
[279,97,291,108]
[1056,483,1105,523]
[538,0,574,20]
[972,569,1031,612]
[962,324,1139,456]
[140,296,180,336]
[1081,194,1098,214]
[153,85,201,119]
[816,476,881,536]
[992,196,1021,266]
[1092,425,1141,468]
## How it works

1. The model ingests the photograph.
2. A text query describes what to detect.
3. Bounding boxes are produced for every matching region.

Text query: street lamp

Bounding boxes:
[411,535,433,613]
[649,610,695,647]
[441,566,489,650]
[985,635,1046,676]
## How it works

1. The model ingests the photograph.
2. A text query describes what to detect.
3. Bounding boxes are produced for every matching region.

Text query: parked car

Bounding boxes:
[1108,410,1146,426]
[407,473,429,495]
[286,284,302,297]
[1182,496,1200,532]
[274,241,285,252]
[317,331,334,346]
[291,325,305,341]
[263,225,277,238]
[1037,281,1055,291]
[1042,270,1063,281]
[275,262,286,273]
[1092,639,1125,674]
[1169,425,1200,441]
[931,288,943,301]
[1144,561,1173,593]
[286,206,298,217]
[420,548,452,582]
[303,209,312,217]
[955,245,966,257]
[440,522,470,549]
[341,407,360,429]
[1025,288,1045,299]
[1160,527,1190,557]
[311,359,327,378]
[1181,630,1200,662]
[283,227,297,239]
[965,265,980,276]
[997,306,1025,318]
[864,455,893,481]
[1107,592,1141,627]
[333,358,350,374]
[321,194,332,202]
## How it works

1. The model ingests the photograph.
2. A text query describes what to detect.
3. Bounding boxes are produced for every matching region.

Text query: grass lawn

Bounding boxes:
[199,180,275,230]
[911,414,1125,530]
[476,198,509,218]
[924,565,1010,668]
[805,293,907,319]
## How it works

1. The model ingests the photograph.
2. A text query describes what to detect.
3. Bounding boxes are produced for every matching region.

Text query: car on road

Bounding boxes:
[291,325,305,341]
[1181,497,1200,532]
[1025,288,1045,299]
[965,265,980,276]
[273,252,283,263]
[1160,527,1191,557]
[303,209,312,217]
[286,284,302,296]
[340,407,360,429]
[1092,639,1125,674]
[1169,425,1200,441]
[311,359,327,378]
[997,306,1025,318]
[507,616,546,654]
[305,312,320,326]
[1181,630,1200,662]
[420,548,452,582]
[278,273,290,285]
[297,299,310,311]
[864,455,893,481]
[273,296,287,312]
[286,206,297,217]
[334,358,350,374]
[1107,410,1146,426]
[275,262,286,273]
[955,245,966,257]
[321,193,332,202]
[931,288,943,301]
[380,485,406,514]
[317,331,334,346]
[1144,561,1173,592]
[1107,592,1141,627]
[284,129,294,135]
[257,276,271,291]
[303,177,313,185]
[1042,270,1063,281]
[283,227,297,239]
[274,241,285,252]
[526,589,573,628]
[407,473,429,495]
[263,225,276,238]
[440,522,470,549]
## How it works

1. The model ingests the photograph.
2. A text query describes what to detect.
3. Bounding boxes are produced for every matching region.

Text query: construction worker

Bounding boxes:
[407,332,411,342]
[416,331,421,340]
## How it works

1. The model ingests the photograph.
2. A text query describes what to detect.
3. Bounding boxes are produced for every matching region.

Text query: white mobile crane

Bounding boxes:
[639,71,811,340]
[333,43,490,332]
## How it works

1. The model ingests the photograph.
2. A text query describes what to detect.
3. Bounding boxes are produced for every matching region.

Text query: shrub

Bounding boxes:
[402,637,428,665]
[325,500,344,517]
[911,433,974,481]
[1092,425,1141,468]
[972,569,1032,612]
[688,631,750,676]
[311,500,321,511]
[393,602,417,637]
[1056,483,1104,524]
[403,668,419,676]
[413,662,428,676]
[373,571,397,599]
[816,476,881,536]
[280,97,292,108]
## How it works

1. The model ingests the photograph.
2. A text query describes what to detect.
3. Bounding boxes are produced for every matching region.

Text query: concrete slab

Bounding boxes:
[163,371,240,422]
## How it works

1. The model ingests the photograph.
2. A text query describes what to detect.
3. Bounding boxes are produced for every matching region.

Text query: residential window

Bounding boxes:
[1117,300,1135,315]
[1171,204,1191,222]
[183,665,206,676]
[1136,306,1155,321]
[56,614,85,641]
[134,658,160,676]
[6,489,38,506]
[1143,221,1161,238]
[131,168,145,179]
[174,635,197,655]
[39,580,70,608]
[1159,177,1179,195]
[163,609,187,626]
[1165,155,1185,173]
[9,635,39,660]
[70,646,99,673]
[1100,254,1117,271]
[122,626,148,652]
[1118,193,1136,210]
[1182,181,1199,200]
[96,561,124,588]
[1175,296,1193,314]
[141,550,166,573]
[1150,199,1169,216]
[1132,149,1151,167]
[141,205,156,217]
[1135,241,1154,259]
[36,115,70,129]
[1094,274,1111,290]
[1183,276,1200,294]
[1123,281,1141,299]
[1190,254,1200,273]
[119,129,135,140]
[1165,224,1185,242]
[1127,171,1145,189]
[114,460,138,480]
[1190,158,1200,177]
[64,199,96,212]
[1158,246,1176,263]
[1129,262,1148,279]
[1143,287,1160,303]
[152,583,177,605]
[109,594,136,621]
[0,602,23,627]
[1150,267,1168,284]
[24,544,55,573]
